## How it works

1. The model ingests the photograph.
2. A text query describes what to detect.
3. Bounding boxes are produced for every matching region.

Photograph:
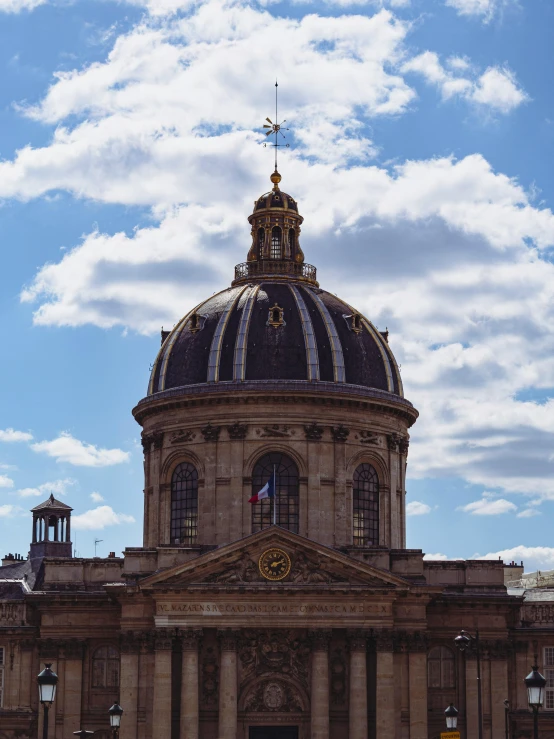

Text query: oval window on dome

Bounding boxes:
[251,453,299,533]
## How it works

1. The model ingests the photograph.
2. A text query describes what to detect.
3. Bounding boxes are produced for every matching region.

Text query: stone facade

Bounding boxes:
[2,171,554,739]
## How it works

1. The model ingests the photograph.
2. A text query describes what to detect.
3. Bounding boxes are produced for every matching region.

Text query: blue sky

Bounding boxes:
[1,0,554,569]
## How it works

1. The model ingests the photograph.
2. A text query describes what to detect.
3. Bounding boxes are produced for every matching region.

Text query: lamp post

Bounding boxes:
[524,660,547,739]
[72,731,94,739]
[37,663,58,739]
[445,703,458,730]
[503,699,510,739]
[108,702,124,739]
[454,629,483,739]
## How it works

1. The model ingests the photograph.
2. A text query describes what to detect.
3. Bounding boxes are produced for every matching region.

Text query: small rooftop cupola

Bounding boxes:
[233,170,317,286]
[30,493,73,559]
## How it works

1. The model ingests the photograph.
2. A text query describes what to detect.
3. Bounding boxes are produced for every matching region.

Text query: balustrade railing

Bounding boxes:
[233,260,318,285]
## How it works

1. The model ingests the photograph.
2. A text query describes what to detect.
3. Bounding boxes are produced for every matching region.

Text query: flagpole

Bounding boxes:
[273,464,277,526]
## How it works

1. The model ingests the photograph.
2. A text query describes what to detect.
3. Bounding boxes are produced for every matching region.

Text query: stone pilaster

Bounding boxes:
[375,632,395,739]
[408,648,427,739]
[120,633,141,739]
[218,630,238,739]
[347,631,368,739]
[310,630,331,739]
[61,641,84,739]
[180,630,202,739]
[153,629,174,739]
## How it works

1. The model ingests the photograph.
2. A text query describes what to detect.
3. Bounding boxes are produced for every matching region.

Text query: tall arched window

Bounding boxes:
[427,647,455,688]
[353,463,379,546]
[288,228,295,254]
[252,452,299,533]
[171,462,198,545]
[258,228,265,257]
[92,646,119,688]
[271,227,282,259]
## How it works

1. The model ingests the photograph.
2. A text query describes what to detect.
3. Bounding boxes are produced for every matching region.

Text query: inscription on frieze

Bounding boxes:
[156,601,391,616]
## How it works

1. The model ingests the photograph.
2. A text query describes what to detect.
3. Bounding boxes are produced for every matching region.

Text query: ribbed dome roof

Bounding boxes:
[148,282,403,397]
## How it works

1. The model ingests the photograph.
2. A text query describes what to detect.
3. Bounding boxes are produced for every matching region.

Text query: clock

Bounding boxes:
[259,548,291,581]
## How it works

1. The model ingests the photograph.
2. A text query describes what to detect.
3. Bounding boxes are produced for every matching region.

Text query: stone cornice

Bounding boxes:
[133,380,418,427]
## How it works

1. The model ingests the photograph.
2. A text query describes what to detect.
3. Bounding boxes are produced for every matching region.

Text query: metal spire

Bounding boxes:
[262,80,289,173]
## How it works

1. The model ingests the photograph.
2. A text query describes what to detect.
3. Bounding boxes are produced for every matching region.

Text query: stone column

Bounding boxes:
[310,630,331,739]
[120,633,141,739]
[348,631,368,739]
[375,632,395,739]
[408,647,427,739]
[180,630,202,739]
[153,630,174,739]
[62,641,84,739]
[218,630,238,739]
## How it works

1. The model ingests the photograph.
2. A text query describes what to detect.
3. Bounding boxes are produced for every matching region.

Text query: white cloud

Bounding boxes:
[402,52,527,113]
[16,478,76,498]
[406,500,432,516]
[90,492,104,502]
[476,546,554,572]
[0,0,45,12]
[423,552,451,560]
[71,505,136,530]
[31,433,130,467]
[445,0,514,22]
[0,475,14,489]
[0,505,16,518]
[458,493,517,515]
[0,428,33,442]
[516,508,541,519]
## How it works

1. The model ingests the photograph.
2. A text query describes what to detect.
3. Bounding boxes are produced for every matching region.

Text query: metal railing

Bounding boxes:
[233,260,318,285]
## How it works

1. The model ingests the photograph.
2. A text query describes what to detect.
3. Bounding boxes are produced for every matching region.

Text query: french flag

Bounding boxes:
[248,476,275,503]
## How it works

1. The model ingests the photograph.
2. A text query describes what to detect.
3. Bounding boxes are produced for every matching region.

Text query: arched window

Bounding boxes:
[427,647,455,688]
[171,462,198,545]
[271,227,282,259]
[353,463,379,546]
[92,646,119,688]
[288,228,295,253]
[258,228,265,256]
[252,452,299,533]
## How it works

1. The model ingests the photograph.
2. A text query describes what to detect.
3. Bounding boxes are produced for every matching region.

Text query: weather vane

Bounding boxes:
[262,80,290,171]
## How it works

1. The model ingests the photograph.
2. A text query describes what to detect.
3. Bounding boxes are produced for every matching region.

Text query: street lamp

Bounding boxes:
[504,699,510,739]
[524,660,547,739]
[108,702,124,738]
[454,629,483,739]
[72,731,94,739]
[445,703,458,730]
[37,663,58,739]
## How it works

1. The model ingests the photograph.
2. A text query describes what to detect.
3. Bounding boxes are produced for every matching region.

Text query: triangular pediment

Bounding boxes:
[139,528,409,590]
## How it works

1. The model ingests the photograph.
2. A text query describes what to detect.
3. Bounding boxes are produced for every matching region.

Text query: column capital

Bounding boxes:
[218,629,239,651]
[347,630,368,653]
[38,638,60,659]
[309,629,332,651]
[154,628,174,651]
[120,631,142,654]
[180,628,203,651]
[374,630,395,653]
[59,640,85,659]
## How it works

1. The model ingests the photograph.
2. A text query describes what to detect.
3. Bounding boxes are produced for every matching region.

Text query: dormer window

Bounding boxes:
[267,303,286,327]
[188,313,207,333]
[343,313,363,333]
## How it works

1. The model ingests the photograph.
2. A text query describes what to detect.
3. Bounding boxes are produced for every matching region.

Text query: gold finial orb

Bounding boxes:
[270,170,282,190]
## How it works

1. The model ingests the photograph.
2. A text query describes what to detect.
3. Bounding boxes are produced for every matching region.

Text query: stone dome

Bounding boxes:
[147,172,404,399]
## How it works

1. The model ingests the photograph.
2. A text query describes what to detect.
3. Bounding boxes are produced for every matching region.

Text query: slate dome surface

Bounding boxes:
[147,171,404,400]
[148,282,403,397]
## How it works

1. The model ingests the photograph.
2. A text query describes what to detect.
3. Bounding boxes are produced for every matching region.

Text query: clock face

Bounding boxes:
[259,548,291,581]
